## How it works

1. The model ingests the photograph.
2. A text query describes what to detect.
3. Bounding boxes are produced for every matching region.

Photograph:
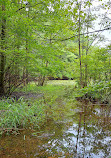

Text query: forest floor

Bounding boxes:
[10,91,44,100]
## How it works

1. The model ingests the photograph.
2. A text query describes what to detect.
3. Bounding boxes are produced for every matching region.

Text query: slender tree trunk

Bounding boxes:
[82,33,85,85]
[84,27,89,87]
[0,5,6,96]
[26,39,28,84]
[25,9,30,85]
[23,67,26,86]
[78,3,82,87]
[85,5,90,87]
[23,9,29,86]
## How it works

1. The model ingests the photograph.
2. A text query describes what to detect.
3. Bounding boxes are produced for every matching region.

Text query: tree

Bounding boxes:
[0,0,111,96]
[0,2,6,96]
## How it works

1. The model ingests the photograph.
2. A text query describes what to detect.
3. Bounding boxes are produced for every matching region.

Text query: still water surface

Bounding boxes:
[0,102,111,158]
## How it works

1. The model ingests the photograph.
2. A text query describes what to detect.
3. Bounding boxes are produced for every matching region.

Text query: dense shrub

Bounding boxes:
[77,81,111,104]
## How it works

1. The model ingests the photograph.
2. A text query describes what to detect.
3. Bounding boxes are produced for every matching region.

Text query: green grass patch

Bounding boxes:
[17,80,77,93]
[0,80,78,135]
[46,80,77,86]
[0,98,46,134]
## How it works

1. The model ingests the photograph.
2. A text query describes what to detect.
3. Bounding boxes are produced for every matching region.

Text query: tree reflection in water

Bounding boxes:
[0,103,111,158]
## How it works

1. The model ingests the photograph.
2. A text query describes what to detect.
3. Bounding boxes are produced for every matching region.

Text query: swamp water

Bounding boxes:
[0,101,111,158]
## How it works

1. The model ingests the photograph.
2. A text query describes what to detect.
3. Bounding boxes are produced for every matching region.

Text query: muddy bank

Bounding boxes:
[76,93,111,105]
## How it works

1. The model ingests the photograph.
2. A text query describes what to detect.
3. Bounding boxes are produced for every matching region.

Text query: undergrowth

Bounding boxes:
[0,81,74,135]
[0,98,46,135]
[76,81,111,104]
[1,80,110,135]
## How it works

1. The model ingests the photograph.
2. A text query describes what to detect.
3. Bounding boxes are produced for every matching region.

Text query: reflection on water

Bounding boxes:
[0,102,111,158]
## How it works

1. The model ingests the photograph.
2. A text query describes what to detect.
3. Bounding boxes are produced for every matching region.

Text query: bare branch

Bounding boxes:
[35,27,111,42]
[51,27,111,41]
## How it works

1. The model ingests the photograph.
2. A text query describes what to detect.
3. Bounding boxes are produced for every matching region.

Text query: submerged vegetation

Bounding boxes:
[0,81,111,157]
[0,97,45,134]
[0,81,73,135]
[0,79,110,136]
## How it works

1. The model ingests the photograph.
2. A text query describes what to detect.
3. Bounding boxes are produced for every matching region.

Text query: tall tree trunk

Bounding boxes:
[85,5,90,87]
[84,27,89,87]
[26,39,29,85]
[0,5,6,96]
[82,33,85,86]
[25,8,30,85]
[78,3,82,87]
[22,9,29,86]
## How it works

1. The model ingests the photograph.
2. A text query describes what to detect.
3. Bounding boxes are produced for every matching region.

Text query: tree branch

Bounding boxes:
[16,2,46,12]
[34,27,111,42]
[51,27,111,41]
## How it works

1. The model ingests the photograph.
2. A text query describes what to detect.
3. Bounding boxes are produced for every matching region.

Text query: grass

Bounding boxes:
[46,80,77,86]
[1,79,110,135]
[0,80,77,135]
[0,98,46,134]
[18,80,77,92]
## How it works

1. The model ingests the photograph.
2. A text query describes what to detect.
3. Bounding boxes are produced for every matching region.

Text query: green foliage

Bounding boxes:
[77,81,111,103]
[0,80,77,135]
[0,0,110,100]
[18,80,77,97]
[0,98,45,130]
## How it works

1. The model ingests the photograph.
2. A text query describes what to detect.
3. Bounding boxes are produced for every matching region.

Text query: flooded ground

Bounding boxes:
[0,101,111,158]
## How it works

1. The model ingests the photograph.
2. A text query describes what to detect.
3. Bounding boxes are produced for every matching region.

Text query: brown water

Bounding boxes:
[0,102,111,158]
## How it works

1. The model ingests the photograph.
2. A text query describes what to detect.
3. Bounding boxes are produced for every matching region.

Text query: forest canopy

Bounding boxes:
[0,0,111,96]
